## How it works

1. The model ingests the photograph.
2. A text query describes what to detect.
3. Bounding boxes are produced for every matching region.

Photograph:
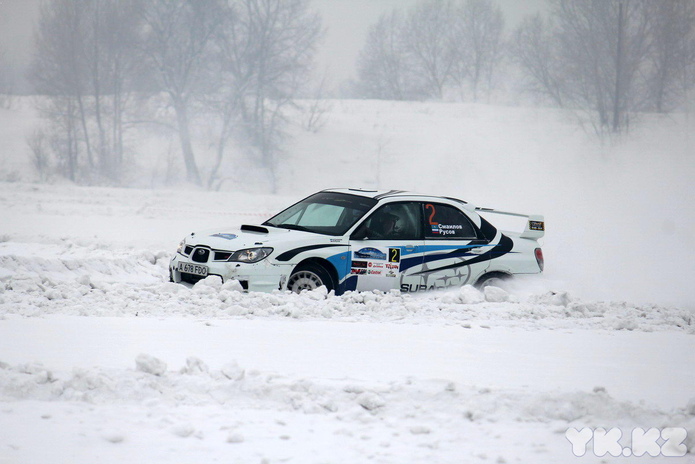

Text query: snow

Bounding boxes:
[1,99,694,463]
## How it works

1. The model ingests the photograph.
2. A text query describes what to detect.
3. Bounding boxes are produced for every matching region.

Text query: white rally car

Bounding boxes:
[169,189,545,294]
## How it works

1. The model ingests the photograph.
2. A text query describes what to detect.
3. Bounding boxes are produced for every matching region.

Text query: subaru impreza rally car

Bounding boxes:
[169,189,545,294]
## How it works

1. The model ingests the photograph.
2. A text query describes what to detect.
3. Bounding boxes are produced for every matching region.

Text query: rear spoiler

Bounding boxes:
[475,207,545,240]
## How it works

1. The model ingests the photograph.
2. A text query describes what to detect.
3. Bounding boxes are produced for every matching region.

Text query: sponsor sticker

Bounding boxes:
[351,260,368,269]
[351,268,367,275]
[354,247,387,261]
[529,220,545,231]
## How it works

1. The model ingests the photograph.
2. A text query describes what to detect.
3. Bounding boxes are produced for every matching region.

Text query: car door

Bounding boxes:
[349,202,425,292]
[418,202,490,290]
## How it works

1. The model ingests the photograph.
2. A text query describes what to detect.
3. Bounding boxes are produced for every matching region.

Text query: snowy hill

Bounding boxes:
[1,98,694,463]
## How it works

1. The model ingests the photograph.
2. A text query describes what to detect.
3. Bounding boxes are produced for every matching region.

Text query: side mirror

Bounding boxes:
[351,224,368,240]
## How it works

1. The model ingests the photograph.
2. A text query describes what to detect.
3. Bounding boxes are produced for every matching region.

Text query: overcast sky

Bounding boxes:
[0,0,547,91]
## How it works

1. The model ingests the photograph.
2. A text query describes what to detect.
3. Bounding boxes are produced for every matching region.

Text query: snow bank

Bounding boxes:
[1,239,692,333]
[2,354,692,427]
[1,355,693,462]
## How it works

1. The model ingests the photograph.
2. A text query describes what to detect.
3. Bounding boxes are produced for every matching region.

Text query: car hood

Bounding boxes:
[183,224,343,252]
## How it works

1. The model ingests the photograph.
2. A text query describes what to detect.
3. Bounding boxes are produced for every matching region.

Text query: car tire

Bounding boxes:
[287,263,334,293]
[475,272,511,290]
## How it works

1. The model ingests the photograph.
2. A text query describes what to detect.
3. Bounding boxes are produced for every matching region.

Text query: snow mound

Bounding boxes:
[1,241,692,333]
[0,357,693,456]
[135,354,168,376]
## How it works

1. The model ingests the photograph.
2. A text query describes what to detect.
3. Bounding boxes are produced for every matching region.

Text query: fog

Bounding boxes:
[0,0,693,310]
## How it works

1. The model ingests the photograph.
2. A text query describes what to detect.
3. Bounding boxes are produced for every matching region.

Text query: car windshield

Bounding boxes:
[263,192,377,236]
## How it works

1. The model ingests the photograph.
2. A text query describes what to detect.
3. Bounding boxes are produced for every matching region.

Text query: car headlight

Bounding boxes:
[228,247,273,263]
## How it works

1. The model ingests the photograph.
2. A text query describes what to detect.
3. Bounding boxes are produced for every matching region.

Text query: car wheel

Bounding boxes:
[475,272,510,290]
[287,263,333,293]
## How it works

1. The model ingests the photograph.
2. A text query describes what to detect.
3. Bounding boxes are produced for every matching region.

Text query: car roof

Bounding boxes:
[323,188,469,205]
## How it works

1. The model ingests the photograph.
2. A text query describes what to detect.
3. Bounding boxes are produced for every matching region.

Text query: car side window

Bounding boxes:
[423,203,478,239]
[354,202,422,240]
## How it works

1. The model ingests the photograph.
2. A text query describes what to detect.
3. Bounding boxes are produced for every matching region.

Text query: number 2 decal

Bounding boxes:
[389,248,401,263]
[426,204,440,234]
[426,204,437,225]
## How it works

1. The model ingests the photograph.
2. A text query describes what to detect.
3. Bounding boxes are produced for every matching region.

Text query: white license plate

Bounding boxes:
[178,262,208,277]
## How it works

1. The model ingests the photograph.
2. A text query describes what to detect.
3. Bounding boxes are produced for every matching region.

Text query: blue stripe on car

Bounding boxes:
[328,251,352,280]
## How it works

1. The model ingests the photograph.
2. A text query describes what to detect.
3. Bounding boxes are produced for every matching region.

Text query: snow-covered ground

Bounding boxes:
[1,99,694,463]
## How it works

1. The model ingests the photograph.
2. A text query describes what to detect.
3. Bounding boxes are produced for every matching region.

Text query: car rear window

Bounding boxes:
[424,203,478,239]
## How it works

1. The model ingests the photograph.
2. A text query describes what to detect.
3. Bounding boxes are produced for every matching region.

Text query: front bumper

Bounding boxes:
[169,253,290,293]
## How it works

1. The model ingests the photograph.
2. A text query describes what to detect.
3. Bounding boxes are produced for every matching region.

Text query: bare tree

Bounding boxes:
[644,0,695,112]
[27,129,52,181]
[403,0,456,99]
[301,74,332,134]
[85,0,142,181]
[512,0,653,133]
[31,0,92,181]
[509,14,565,107]
[140,0,224,186]
[0,48,15,108]
[356,10,417,100]
[355,0,506,102]
[555,0,651,132]
[450,0,505,101]
[31,0,142,183]
[208,0,322,192]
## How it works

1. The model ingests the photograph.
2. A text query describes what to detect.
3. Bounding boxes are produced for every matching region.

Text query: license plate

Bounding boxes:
[178,262,208,277]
